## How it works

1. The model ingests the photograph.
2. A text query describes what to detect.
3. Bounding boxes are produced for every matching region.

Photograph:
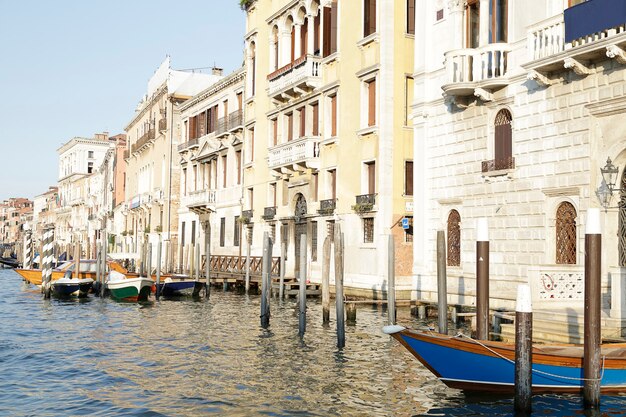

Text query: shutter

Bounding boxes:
[222,155,227,188]
[299,107,305,137]
[405,161,414,196]
[407,0,415,35]
[314,14,321,54]
[368,79,376,127]
[323,7,331,57]
[331,170,336,200]
[301,17,308,56]
[369,0,377,36]
[330,1,338,53]
[237,92,242,110]
[331,95,337,136]
[223,100,228,121]
[273,119,278,146]
[368,162,376,195]
[288,113,293,141]
[364,0,370,37]
[312,102,319,136]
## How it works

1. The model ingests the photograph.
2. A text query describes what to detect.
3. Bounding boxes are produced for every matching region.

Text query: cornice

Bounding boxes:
[124,84,168,131]
[179,68,246,112]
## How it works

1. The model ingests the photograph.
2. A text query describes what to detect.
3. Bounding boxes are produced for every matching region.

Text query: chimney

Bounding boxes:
[212,67,223,76]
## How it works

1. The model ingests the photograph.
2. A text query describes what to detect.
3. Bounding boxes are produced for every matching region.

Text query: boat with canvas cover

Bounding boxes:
[156,277,201,297]
[51,277,94,297]
[106,270,153,301]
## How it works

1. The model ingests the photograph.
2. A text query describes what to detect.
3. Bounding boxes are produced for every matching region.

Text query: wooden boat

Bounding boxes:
[0,257,20,268]
[51,277,94,297]
[156,277,201,297]
[383,325,626,394]
[15,260,131,286]
[107,271,153,301]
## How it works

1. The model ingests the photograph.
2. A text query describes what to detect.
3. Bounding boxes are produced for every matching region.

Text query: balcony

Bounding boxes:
[158,118,167,132]
[228,109,243,132]
[317,199,336,216]
[241,210,253,223]
[131,128,156,154]
[186,189,217,215]
[177,138,199,153]
[216,116,228,137]
[442,43,512,100]
[524,1,626,82]
[268,136,321,174]
[353,194,376,213]
[267,55,321,103]
[262,206,276,220]
[482,157,515,175]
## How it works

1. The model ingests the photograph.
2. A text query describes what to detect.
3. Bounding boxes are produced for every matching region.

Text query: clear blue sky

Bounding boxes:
[0,0,246,201]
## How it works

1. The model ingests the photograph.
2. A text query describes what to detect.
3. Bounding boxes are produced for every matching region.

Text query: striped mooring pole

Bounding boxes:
[23,231,33,271]
[41,226,55,299]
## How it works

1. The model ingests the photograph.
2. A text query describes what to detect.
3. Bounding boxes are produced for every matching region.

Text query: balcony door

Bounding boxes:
[489,0,507,43]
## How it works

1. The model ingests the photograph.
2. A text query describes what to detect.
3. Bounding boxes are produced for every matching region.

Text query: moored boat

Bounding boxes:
[383,325,626,394]
[107,271,153,301]
[51,277,94,298]
[156,277,200,297]
[15,259,133,286]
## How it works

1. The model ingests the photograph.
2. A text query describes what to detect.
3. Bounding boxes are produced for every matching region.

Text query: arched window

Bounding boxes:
[556,202,577,264]
[447,210,461,267]
[494,109,512,169]
[617,169,626,266]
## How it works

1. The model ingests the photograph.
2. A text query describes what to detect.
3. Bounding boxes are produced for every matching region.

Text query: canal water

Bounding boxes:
[1,268,626,417]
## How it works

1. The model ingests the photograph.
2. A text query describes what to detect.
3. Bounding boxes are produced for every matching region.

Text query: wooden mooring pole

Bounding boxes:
[95,241,101,296]
[74,238,81,279]
[205,235,211,299]
[41,226,54,299]
[245,226,251,293]
[514,284,533,415]
[436,230,448,335]
[100,238,107,298]
[156,237,162,300]
[298,234,307,338]
[321,235,331,324]
[387,234,396,325]
[583,208,602,409]
[279,242,286,300]
[476,218,489,341]
[260,232,271,329]
[334,223,345,348]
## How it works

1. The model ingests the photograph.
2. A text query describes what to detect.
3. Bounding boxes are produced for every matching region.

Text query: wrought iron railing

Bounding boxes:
[353,194,376,213]
[228,109,243,131]
[481,157,516,173]
[131,129,156,154]
[318,199,336,216]
[241,210,253,222]
[262,206,276,220]
[177,138,199,152]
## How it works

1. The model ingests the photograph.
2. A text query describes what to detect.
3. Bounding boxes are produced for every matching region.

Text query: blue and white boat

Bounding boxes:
[384,326,626,394]
[51,277,94,298]
[156,277,200,297]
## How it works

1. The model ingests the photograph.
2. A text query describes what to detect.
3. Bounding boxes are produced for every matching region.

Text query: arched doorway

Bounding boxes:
[294,193,307,278]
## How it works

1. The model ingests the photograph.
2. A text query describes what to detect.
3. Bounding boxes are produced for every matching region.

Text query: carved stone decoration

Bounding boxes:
[474,87,493,102]
[606,45,626,65]
[527,70,553,86]
[294,193,307,222]
[564,58,591,76]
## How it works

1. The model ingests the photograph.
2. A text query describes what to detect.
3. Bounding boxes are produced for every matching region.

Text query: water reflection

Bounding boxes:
[2,269,626,416]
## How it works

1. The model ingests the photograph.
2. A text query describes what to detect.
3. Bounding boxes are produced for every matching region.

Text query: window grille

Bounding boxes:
[363,217,374,243]
[447,210,461,266]
[556,202,576,264]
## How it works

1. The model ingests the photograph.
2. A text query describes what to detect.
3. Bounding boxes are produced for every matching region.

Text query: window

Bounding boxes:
[183,168,187,196]
[191,221,196,246]
[405,76,414,126]
[466,0,479,48]
[328,169,337,200]
[312,172,318,201]
[322,1,338,57]
[87,162,94,174]
[272,27,279,70]
[301,16,308,57]
[311,102,319,136]
[88,151,94,158]
[270,182,277,207]
[286,112,294,141]
[494,109,512,166]
[248,187,254,210]
[298,107,306,138]
[365,161,375,195]
[330,94,338,137]
[222,154,227,188]
[363,217,374,243]
[367,78,376,127]
[311,221,318,261]
[404,216,414,243]
[364,0,377,37]
[236,150,242,185]
[447,210,461,267]
[220,217,226,247]
[556,202,577,264]
[193,164,198,191]
[271,118,278,146]
[250,42,256,96]
[407,0,415,35]
[234,216,240,246]
[405,161,413,196]
[237,92,243,110]
[290,21,296,62]
[247,127,255,162]
[490,0,507,43]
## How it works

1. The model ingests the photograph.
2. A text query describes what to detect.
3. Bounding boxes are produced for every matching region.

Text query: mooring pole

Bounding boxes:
[23,231,32,271]
[146,242,152,280]
[100,238,107,298]
[245,226,251,293]
[298,234,307,338]
[41,226,54,299]
[95,241,101,295]
[156,237,162,300]
[584,208,602,409]
[205,232,211,299]
[334,223,345,349]
[279,241,286,300]
[195,242,201,282]
[260,232,271,329]
[476,218,490,340]
[321,235,331,324]
[514,284,533,415]
[387,234,396,325]
[75,239,81,279]
[437,230,448,334]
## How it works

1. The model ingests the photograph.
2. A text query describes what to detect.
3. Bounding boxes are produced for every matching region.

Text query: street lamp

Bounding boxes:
[597,157,623,210]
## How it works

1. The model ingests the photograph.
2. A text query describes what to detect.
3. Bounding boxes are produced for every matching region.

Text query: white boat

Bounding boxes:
[51,277,94,297]
[106,271,153,301]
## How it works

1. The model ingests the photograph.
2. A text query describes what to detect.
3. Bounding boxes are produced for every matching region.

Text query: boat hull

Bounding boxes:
[107,278,154,301]
[389,328,626,394]
[157,279,199,297]
[51,278,94,297]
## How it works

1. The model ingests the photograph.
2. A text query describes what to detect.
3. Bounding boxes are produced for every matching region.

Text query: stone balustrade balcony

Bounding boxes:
[267,55,321,103]
[186,189,217,215]
[268,135,320,174]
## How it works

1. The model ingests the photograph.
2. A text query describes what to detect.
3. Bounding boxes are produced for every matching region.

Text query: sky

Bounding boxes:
[0,0,246,201]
